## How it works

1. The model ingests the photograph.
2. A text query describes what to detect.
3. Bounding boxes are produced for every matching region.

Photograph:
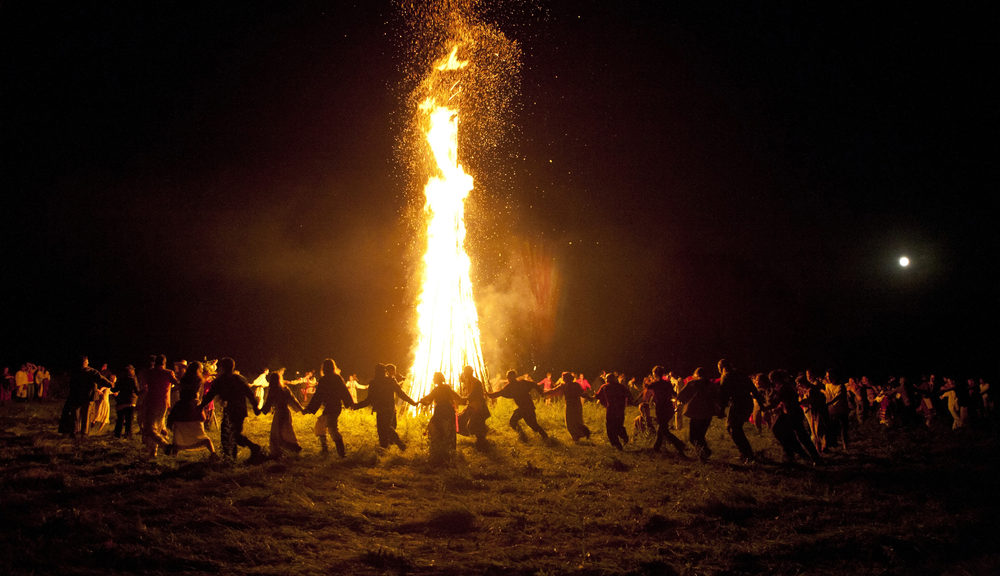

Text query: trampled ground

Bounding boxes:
[2,399,998,575]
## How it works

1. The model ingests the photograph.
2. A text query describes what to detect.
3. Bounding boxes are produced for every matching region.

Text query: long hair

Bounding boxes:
[321,359,340,378]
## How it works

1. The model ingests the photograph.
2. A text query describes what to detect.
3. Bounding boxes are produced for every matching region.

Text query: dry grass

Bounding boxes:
[2,399,999,575]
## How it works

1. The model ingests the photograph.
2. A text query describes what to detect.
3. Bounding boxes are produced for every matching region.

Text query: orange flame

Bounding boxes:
[408,43,489,405]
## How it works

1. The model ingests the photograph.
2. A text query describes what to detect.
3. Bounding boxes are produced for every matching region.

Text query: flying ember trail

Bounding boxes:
[408,43,489,404]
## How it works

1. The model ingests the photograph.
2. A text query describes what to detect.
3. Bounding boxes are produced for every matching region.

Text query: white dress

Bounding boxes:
[92,387,112,427]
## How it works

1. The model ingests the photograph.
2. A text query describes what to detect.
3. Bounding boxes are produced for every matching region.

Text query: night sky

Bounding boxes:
[3,1,996,380]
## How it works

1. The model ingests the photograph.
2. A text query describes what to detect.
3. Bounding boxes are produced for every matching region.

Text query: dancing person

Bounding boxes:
[59,355,113,438]
[166,361,216,459]
[824,371,850,450]
[91,372,115,432]
[457,365,491,450]
[633,401,655,439]
[765,369,821,465]
[418,372,466,462]
[544,371,592,441]
[645,366,687,456]
[199,357,263,462]
[355,363,419,451]
[303,358,355,457]
[487,370,549,441]
[676,367,719,461]
[261,370,304,458]
[595,372,632,450]
[113,365,140,439]
[718,359,759,464]
[139,355,178,457]
[801,372,828,453]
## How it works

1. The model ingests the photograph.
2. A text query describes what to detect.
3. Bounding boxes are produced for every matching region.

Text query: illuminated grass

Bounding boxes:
[1,400,998,575]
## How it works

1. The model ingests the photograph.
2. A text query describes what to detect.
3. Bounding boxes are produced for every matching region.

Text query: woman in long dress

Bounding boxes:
[544,371,592,441]
[419,372,465,462]
[261,371,304,458]
[91,375,114,432]
[166,361,216,458]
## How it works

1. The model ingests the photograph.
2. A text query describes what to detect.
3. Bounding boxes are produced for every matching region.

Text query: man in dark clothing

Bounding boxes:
[718,359,759,464]
[199,357,262,462]
[677,367,718,461]
[487,370,549,440]
[112,364,141,439]
[645,366,687,456]
[303,358,355,457]
[60,355,113,437]
[355,363,418,450]
[765,369,821,465]
[595,372,632,450]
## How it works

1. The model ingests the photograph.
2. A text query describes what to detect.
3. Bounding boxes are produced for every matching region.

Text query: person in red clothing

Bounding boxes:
[595,372,633,450]
[140,354,177,457]
[676,367,719,462]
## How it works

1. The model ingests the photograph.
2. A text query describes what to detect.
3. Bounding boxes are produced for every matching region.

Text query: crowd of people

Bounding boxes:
[8,353,992,467]
[1,363,53,405]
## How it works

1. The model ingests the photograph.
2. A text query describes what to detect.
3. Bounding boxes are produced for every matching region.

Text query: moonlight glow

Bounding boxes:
[899,256,910,267]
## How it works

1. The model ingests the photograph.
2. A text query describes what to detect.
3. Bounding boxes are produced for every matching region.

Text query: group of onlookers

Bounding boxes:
[1,363,52,405]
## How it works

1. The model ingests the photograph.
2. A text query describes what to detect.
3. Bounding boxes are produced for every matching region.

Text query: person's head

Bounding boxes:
[218,357,235,374]
[652,365,666,380]
[769,369,787,385]
[692,367,704,380]
[125,365,135,376]
[385,364,396,377]
[506,369,518,381]
[266,371,281,388]
[321,358,338,377]
[433,372,446,386]
[605,372,620,386]
[560,371,574,384]
[155,354,167,368]
[374,363,386,378]
[79,355,89,368]
[718,359,731,374]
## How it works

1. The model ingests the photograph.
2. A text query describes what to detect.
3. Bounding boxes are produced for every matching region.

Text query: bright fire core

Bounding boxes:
[408,44,489,403]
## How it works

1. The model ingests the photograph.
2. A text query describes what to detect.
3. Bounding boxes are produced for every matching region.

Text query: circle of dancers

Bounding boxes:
[28,353,993,466]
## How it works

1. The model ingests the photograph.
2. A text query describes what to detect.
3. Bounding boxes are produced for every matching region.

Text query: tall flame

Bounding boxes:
[408,44,489,404]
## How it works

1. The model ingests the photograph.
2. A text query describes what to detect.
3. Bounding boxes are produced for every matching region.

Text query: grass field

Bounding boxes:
[2,398,998,575]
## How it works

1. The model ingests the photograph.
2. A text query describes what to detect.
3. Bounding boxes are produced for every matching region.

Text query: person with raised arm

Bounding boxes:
[595,372,633,450]
[418,371,467,461]
[303,358,355,457]
[487,370,549,441]
[544,371,592,441]
[199,357,263,463]
[355,363,418,451]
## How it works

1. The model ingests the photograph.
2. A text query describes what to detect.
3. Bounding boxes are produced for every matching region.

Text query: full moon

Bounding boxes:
[899,256,910,267]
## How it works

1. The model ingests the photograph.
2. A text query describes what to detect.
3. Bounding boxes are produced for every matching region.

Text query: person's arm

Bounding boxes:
[288,389,304,413]
[486,383,506,399]
[542,382,563,398]
[394,382,418,406]
[260,390,274,415]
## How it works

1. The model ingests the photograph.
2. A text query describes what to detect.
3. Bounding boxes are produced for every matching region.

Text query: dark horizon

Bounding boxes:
[2,2,996,381]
